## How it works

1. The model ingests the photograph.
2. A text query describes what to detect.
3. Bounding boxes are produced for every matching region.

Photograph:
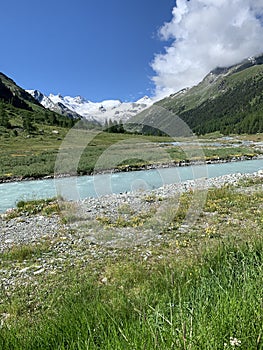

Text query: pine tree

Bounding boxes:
[22,113,36,133]
[0,102,11,128]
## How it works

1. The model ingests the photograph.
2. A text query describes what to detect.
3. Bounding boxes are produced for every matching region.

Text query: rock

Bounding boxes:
[33,268,45,275]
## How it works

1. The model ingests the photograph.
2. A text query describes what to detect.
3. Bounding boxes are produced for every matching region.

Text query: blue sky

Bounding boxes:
[1,0,263,102]
[1,0,175,102]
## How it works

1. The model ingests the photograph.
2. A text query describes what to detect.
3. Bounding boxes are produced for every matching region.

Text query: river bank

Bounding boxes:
[0,153,260,184]
[1,169,262,254]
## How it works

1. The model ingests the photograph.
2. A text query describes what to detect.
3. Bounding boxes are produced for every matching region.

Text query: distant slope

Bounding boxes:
[132,55,263,135]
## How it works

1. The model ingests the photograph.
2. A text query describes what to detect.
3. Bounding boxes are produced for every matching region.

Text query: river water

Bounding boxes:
[0,158,262,213]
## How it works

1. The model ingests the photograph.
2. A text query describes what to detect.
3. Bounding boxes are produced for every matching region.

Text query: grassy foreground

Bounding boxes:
[0,177,262,349]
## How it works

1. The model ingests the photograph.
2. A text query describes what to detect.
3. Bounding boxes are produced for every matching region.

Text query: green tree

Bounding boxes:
[22,113,36,133]
[0,103,11,128]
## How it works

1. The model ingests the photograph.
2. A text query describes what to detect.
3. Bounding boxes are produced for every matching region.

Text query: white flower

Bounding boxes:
[229,337,241,347]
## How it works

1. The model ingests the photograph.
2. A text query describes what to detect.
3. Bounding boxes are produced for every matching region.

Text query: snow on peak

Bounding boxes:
[28,89,153,124]
[46,93,153,123]
[27,89,56,109]
[136,95,152,104]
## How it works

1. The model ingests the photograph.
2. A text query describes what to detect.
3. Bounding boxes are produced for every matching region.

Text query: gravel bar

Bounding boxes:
[1,170,262,252]
[0,170,262,295]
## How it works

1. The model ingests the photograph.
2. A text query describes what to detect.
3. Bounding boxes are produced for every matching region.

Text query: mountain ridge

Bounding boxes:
[26,90,83,120]
[2,53,263,135]
[27,90,153,125]
[0,72,43,111]
[131,54,263,135]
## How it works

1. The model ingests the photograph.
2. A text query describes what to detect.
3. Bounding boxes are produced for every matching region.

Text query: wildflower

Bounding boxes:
[224,337,242,347]
[229,337,241,347]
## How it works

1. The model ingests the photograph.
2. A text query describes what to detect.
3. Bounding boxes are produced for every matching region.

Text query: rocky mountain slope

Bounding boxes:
[0,73,43,111]
[26,90,82,120]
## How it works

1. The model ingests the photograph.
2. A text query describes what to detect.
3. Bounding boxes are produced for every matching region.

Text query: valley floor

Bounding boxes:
[0,131,262,182]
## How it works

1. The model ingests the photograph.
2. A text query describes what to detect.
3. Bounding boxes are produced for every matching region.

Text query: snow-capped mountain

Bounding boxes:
[27,90,153,124]
[26,90,83,119]
[48,94,153,123]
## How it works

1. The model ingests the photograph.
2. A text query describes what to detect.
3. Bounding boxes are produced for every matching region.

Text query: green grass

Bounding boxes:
[0,130,261,181]
[0,178,262,349]
[0,130,173,179]
[0,241,262,349]
[166,145,259,162]
[4,197,60,219]
[1,243,50,262]
[203,146,258,160]
[0,125,68,179]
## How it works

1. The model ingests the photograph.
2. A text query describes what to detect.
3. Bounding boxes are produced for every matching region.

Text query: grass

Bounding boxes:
[0,125,68,179]
[0,177,262,349]
[5,197,60,219]
[0,130,262,181]
[0,130,172,180]
[1,241,262,349]
[203,146,258,160]
[1,243,50,262]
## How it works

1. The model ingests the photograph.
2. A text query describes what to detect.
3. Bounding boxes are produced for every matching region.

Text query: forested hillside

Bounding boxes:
[135,55,263,135]
[178,66,263,134]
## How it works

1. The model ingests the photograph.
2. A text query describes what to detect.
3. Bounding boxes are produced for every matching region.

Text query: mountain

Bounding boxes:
[0,73,79,133]
[131,55,263,135]
[27,90,153,125]
[3,52,263,136]
[0,73,43,111]
[26,90,83,120]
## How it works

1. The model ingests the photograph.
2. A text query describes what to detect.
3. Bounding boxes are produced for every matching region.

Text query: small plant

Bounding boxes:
[163,192,192,232]
[144,194,163,203]
[5,198,59,219]
[117,203,135,215]
[96,211,152,228]
[1,243,49,262]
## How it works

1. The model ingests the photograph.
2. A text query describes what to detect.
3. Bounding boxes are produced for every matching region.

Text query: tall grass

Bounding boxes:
[1,239,262,349]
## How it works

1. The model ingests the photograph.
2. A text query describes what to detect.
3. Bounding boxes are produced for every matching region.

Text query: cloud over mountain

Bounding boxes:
[151,0,263,99]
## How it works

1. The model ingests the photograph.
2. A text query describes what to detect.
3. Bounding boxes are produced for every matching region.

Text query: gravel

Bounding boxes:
[0,170,262,293]
[1,170,262,251]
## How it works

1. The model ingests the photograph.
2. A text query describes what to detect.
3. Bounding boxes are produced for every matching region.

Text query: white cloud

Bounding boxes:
[151,0,263,99]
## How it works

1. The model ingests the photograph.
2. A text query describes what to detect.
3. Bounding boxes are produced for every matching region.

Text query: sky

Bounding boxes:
[1,0,263,102]
[1,0,174,102]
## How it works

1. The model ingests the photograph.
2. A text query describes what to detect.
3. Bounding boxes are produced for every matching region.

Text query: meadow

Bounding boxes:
[0,127,262,181]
